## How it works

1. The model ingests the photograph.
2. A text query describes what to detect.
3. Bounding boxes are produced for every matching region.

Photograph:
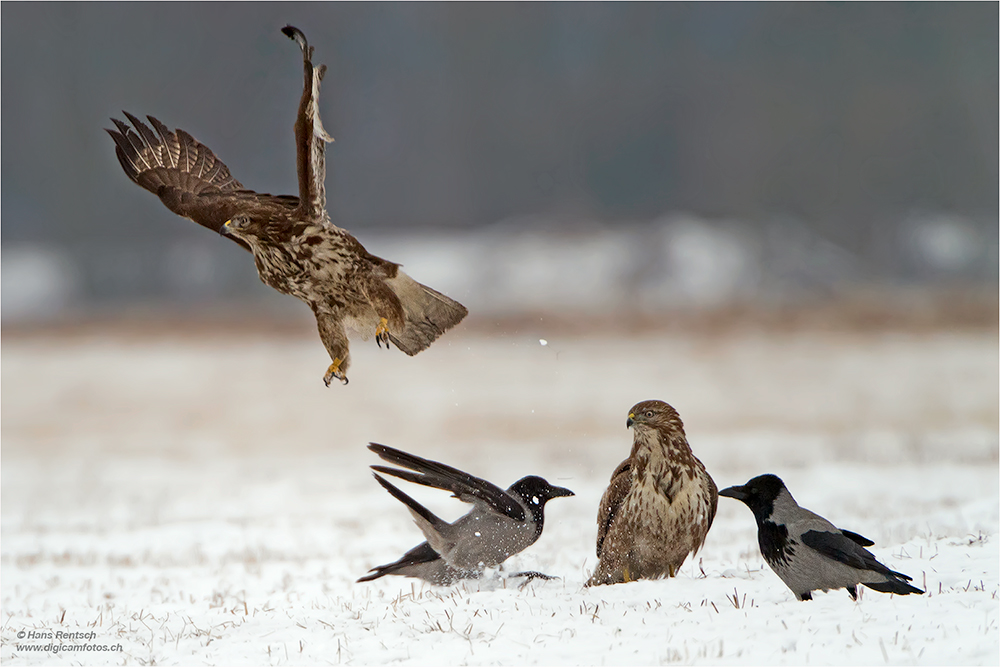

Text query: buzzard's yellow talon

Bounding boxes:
[375,317,391,350]
[622,567,632,583]
[323,358,348,386]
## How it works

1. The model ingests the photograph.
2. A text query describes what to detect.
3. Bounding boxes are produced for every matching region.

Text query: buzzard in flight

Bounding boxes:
[107,26,467,385]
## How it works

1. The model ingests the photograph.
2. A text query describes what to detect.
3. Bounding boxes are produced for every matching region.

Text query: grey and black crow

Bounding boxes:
[358,443,574,584]
[588,400,718,586]
[720,474,924,601]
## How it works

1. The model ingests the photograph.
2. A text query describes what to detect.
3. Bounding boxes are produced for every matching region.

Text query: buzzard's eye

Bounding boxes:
[645,411,654,418]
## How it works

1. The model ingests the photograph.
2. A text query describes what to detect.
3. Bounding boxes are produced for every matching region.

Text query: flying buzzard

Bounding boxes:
[106,26,467,385]
[588,400,718,585]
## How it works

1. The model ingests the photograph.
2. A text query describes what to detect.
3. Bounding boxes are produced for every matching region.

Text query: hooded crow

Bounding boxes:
[588,400,718,586]
[358,443,574,584]
[720,474,924,601]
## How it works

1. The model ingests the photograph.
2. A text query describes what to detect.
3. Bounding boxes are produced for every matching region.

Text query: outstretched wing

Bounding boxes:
[106,113,299,249]
[368,443,526,522]
[371,473,450,534]
[801,529,913,580]
[595,459,632,557]
[282,25,334,222]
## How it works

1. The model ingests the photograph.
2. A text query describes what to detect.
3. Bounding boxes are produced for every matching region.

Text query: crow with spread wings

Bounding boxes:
[107,26,467,386]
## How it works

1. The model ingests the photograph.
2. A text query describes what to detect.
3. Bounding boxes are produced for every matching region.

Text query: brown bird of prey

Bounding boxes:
[106,26,467,386]
[587,400,718,585]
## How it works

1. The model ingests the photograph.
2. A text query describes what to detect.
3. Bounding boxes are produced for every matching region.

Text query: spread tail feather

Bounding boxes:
[357,541,441,582]
[385,272,467,356]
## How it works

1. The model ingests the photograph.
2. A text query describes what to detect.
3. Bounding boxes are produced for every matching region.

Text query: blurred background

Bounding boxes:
[2,2,997,327]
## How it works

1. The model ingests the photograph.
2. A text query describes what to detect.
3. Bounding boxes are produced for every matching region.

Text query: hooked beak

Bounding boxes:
[626,412,635,428]
[220,220,233,236]
[719,484,749,502]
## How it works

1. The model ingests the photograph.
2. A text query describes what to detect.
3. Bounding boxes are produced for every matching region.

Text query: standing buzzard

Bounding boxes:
[106,26,467,385]
[588,400,718,585]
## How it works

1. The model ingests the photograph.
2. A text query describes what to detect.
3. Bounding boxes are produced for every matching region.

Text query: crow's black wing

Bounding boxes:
[839,529,875,547]
[368,443,525,522]
[801,529,912,580]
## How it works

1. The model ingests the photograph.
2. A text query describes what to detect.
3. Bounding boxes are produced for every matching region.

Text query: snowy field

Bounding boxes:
[2,325,997,665]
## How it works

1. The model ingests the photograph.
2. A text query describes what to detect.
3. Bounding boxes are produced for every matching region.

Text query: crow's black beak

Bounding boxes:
[719,485,749,502]
[551,485,575,498]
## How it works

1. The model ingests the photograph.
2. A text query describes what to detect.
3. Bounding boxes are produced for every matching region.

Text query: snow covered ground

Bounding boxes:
[2,327,997,665]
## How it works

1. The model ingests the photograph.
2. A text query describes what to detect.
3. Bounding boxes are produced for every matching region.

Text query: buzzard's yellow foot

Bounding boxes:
[374,317,391,350]
[622,567,633,583]
[323,358,349,386]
